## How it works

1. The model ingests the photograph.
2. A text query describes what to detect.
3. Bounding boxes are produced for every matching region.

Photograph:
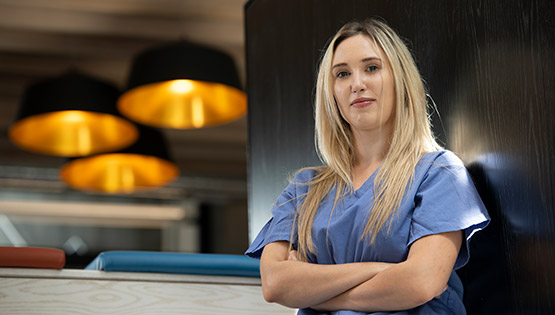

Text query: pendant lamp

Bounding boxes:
[117,41,247,129]
[9,71,138,157]
[60,125,179,194]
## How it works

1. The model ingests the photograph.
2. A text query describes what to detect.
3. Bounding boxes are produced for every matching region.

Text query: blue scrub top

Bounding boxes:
[246,150,490,315]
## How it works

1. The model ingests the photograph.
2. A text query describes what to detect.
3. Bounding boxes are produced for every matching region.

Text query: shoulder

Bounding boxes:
[285,166,333,197]
[277,168,318,198]
[415,150,469,183]
[420,150,463,165]
[290,167,321,185]
[418,150,465,170]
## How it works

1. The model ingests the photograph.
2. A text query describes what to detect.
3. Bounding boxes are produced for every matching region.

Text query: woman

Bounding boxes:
[246,18,489,314]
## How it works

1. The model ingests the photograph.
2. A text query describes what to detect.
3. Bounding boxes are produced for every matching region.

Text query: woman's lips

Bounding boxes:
[350,98,376,108]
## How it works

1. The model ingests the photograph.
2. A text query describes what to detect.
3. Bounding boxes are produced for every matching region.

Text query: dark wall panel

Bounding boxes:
[246,0,555,313]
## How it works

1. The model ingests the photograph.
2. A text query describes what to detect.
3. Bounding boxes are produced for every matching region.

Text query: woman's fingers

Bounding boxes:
[288,250,299,261]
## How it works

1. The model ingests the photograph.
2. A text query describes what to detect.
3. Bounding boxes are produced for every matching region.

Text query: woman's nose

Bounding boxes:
[350,73,366,93]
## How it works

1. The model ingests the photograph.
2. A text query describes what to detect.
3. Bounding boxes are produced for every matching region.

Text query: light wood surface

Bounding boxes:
[0,268,297,314]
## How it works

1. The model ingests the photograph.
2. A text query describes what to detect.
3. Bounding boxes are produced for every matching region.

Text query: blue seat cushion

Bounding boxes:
[85,251,260,277]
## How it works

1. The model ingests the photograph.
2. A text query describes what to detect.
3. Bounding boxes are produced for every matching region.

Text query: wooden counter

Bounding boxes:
[0,268,297,314]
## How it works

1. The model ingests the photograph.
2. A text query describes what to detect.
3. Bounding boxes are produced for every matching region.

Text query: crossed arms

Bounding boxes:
[259,230,462,312]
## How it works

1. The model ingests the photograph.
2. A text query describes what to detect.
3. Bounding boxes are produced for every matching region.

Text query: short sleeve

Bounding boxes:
[245,169,313,259]
[408,151,490,269]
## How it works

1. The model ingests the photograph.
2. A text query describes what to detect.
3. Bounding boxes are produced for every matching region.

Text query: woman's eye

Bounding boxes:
[336,71,349,78]
[367,65,379,72]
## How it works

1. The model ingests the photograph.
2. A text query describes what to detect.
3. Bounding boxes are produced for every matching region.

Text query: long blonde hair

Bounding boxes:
[294,18,442,261]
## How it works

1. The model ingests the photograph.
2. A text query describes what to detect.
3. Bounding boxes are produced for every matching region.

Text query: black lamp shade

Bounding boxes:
[9,71,138,157]
[117,41,247,129]
[60,125,179,194]
[126,41,242,90]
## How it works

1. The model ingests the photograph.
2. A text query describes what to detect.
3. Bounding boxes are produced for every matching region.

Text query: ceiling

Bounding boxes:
[0,0,249,205]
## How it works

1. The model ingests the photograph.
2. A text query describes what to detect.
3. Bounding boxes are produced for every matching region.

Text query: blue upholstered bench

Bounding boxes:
[85,251,260,278]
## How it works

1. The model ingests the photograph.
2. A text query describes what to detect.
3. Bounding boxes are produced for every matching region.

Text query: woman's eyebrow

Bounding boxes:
[332,57,382,69]
[332,62,347,70]
[361,57,382,63]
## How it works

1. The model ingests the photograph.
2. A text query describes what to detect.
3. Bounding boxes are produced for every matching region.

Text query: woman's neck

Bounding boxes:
[350,128,392,189]
[352,127,391,167]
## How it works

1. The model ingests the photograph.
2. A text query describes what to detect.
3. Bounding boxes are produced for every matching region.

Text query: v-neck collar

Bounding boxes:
[353,164,381,197]
[327,165,382,210]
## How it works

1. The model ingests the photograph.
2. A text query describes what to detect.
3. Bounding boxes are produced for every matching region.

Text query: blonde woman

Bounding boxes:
[246,18,489,314]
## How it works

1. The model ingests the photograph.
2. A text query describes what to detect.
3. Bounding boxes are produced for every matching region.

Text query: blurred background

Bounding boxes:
[0,0,249,267]
[3,0,555,313]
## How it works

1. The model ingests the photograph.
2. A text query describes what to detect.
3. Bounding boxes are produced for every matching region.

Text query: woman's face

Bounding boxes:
[331,34,395,136]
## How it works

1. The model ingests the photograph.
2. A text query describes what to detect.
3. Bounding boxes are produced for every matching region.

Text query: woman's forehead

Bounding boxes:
[332,34,385,64]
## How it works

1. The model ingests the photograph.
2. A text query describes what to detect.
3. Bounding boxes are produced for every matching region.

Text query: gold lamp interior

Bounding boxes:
[118,79,247,129]
[60,153,179,194]
[9,110,138,157]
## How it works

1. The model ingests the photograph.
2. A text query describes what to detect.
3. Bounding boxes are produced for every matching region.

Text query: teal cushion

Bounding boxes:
[85,251,260,277]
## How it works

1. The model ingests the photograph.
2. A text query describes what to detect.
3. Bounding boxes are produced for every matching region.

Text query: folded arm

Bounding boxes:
[312,230,463,312]
[260,241,393,308]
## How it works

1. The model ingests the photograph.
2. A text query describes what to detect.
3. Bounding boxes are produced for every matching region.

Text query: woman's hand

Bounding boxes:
[288,249,299,261]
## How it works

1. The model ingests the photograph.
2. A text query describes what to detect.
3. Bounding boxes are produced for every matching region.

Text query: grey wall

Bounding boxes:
[246,0,555,313]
